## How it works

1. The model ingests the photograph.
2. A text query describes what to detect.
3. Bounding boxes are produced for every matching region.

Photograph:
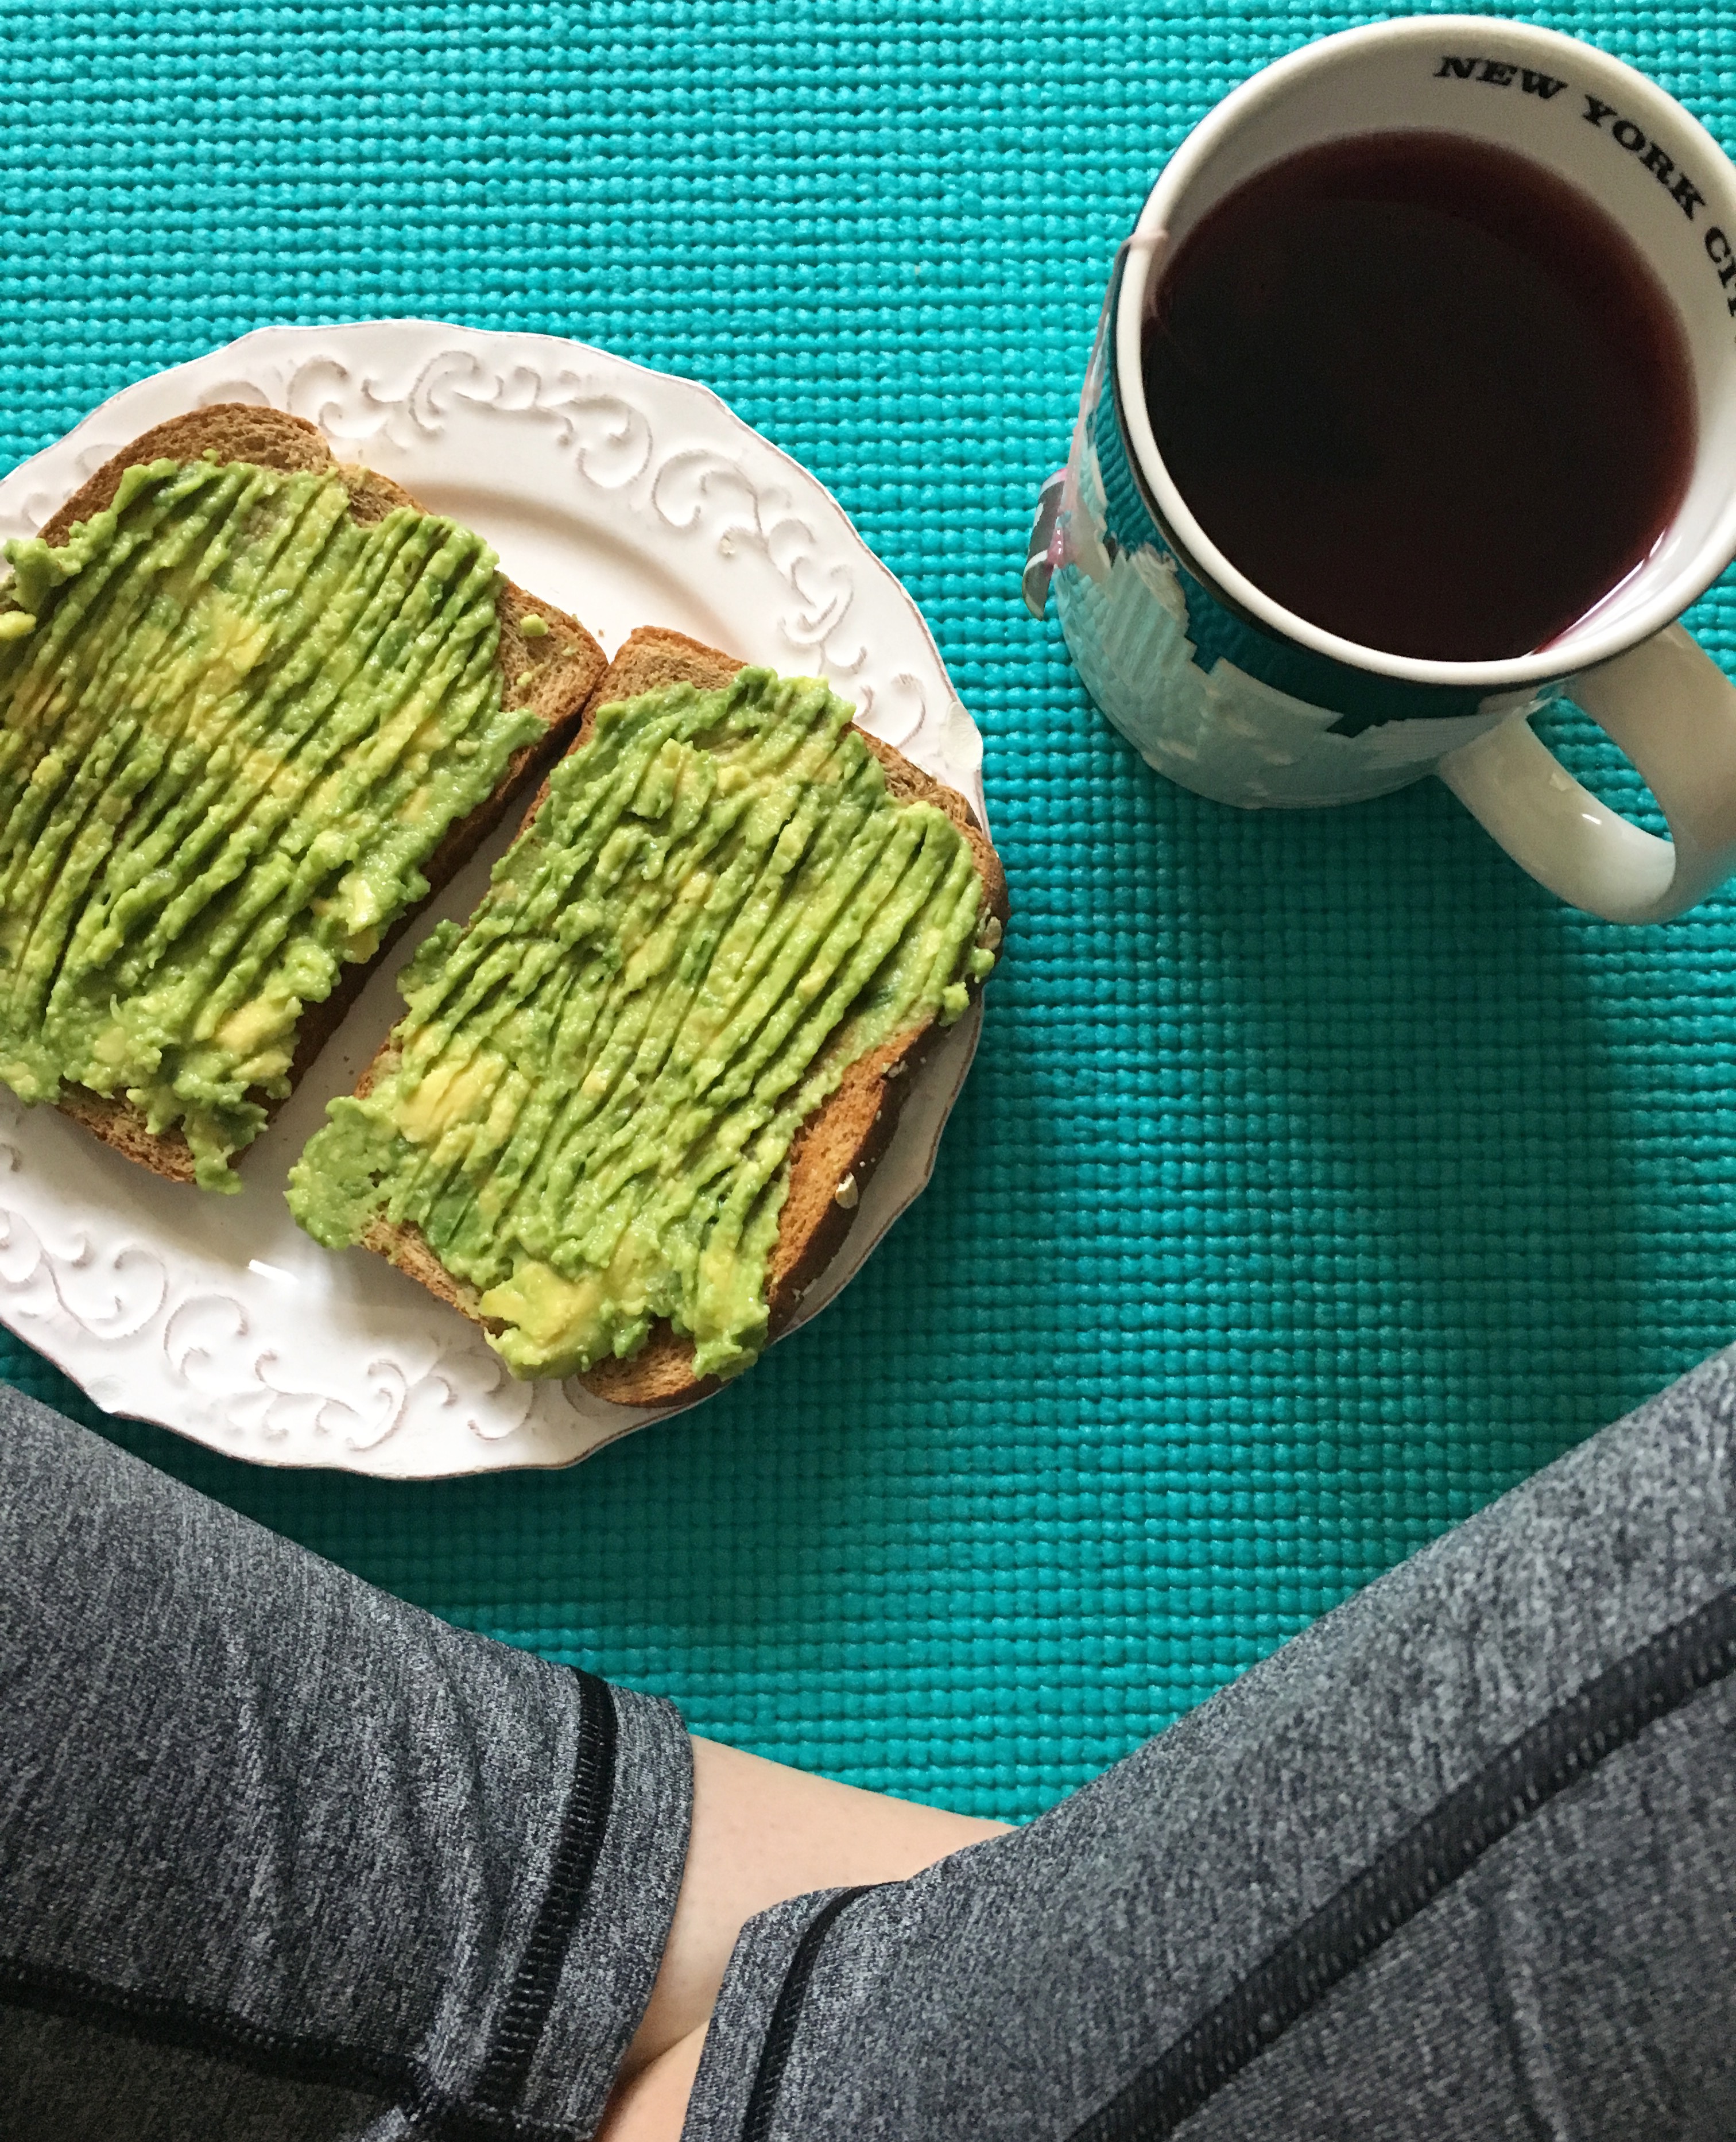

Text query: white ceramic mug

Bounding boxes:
[1026,16,1736,923]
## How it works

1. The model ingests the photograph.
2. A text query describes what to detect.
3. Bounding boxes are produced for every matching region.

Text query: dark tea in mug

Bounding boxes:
[1140,131,1696,663]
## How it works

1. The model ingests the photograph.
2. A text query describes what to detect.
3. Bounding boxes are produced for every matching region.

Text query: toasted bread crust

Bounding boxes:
[27,405,607,1184]
[362,626,1008,1408]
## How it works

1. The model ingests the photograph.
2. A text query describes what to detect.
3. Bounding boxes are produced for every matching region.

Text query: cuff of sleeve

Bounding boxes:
[677,1888,857,2142]
[513,1681,694,2136]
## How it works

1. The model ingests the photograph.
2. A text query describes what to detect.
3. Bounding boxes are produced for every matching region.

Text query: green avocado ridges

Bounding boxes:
[288,668,995,1382]
[0,455,542,1188]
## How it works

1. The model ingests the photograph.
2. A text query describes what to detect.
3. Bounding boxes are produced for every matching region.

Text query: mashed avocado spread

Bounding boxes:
[288,669,996,1381]
[0,456,543,1187]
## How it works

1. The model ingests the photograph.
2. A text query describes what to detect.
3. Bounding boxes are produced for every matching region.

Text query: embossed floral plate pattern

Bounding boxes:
[0,321,989,1475]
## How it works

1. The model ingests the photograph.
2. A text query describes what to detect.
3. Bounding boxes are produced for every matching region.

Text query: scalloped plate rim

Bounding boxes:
[0,320,991,1478]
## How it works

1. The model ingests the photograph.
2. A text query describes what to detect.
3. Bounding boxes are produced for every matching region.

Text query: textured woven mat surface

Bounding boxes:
[4,1,1735,1820]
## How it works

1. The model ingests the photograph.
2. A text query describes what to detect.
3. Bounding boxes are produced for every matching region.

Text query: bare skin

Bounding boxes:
[595,1737,1010,2141]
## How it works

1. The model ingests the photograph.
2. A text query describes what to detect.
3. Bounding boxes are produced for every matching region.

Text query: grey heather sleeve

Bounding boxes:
[0,1384,692,2141]
[683,1343,1736,2142]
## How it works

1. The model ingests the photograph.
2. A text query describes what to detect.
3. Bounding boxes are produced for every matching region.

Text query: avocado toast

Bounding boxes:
[0,406,606,1188]
[288,627,1008,1404]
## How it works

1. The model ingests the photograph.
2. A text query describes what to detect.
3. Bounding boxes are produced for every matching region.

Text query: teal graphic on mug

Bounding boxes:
[1028,16,1736,925]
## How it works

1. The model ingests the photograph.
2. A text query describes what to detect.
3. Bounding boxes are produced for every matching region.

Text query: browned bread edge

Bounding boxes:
[357,625,1009,1408]
[29,405,608,1184]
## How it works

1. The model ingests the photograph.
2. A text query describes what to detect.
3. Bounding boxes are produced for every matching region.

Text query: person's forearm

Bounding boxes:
[621,1738,1007,2081]
[0,1389,1005,2142]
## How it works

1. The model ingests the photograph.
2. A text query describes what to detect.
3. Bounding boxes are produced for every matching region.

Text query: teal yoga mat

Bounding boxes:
[3,0,1734,1820]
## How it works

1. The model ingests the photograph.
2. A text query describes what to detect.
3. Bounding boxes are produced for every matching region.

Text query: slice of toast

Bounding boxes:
[353,626,1009,1407]
[22,405,608,1184]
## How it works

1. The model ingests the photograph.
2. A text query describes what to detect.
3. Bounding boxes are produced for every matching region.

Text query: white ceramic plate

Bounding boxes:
[0,321,989,1477]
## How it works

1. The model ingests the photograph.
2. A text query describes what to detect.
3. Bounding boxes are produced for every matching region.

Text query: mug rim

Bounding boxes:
[1114,14,1736,691]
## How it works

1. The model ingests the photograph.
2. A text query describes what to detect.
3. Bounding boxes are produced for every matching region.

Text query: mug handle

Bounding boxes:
[1435,624,1736,924]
